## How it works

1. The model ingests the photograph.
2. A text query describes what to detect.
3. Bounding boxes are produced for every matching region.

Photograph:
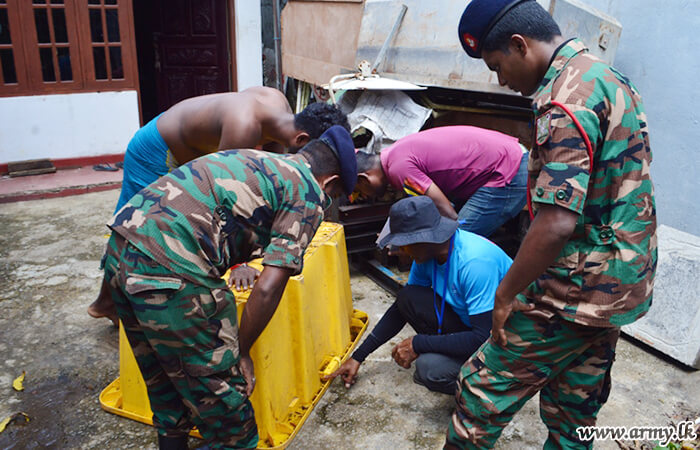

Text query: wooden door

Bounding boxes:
[151,0,230,111]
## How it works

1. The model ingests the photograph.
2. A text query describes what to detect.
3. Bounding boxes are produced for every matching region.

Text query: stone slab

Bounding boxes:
[622,224,700,369]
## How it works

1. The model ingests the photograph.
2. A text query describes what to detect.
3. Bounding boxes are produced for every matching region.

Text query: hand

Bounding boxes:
[391,337,418,369]
[323,358,361,389]
[228,264,260,291]
[238,354,255,397]
[491,295,535,347]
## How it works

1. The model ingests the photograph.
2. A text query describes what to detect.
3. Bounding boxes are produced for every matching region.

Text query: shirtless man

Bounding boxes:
[89,86,350,325]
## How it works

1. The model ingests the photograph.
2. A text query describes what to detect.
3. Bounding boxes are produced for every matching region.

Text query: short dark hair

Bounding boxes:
[482,1,561,54]
[355,151,380,174]
[294,103,350,139]
[297,139,340,178]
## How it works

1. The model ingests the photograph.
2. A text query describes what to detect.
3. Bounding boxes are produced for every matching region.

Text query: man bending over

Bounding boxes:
[103,126,357,449]
[325,196,512,394]
[355,125,527,237]
[89,86,349,324]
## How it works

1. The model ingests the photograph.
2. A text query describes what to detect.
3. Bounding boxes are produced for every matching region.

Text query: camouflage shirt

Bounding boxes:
[524,38,657,327]
[109,150,325,289]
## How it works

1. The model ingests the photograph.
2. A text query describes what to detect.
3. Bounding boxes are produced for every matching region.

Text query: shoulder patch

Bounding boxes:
[536,111,552,146]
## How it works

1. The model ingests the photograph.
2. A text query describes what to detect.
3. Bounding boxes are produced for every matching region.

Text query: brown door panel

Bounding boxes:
[151,0,229,111]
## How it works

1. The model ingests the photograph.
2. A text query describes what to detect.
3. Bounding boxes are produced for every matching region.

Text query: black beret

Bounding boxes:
[458,0,532,58]
[318,125,357,195]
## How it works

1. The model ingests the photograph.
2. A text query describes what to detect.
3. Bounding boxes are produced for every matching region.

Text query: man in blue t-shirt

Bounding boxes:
[325,196,512,394]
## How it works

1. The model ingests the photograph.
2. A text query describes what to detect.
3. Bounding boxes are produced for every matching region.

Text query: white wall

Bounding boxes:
[234,0,263,90]
[0,3,264,165]
[567,0,700,236]
[0,90,140,164]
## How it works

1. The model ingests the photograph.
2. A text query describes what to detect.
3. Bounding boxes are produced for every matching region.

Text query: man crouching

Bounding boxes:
[326,196,512,395]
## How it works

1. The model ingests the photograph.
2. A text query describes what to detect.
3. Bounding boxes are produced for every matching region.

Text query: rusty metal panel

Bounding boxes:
[281,1,365,87]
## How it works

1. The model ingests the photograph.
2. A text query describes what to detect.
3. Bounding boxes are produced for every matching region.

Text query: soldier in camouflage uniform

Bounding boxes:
[102,125,357,449]
[451,0,656,448]
[89,88,350,326]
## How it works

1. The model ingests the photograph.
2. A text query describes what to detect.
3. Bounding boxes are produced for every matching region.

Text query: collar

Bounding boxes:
[287,153,311,173]
[534,38,588,97]
[288,153,329,210]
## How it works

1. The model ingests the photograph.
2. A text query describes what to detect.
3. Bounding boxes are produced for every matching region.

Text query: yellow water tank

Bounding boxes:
[100,222,368,448]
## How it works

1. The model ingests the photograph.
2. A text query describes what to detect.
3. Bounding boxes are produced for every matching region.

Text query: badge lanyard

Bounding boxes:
[432,235,454,335]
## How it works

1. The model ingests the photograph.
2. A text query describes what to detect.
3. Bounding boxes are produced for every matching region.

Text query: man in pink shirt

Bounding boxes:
[355,125,528,236]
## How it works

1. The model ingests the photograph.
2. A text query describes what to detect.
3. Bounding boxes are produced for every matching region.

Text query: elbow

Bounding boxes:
[253,277,287,302]
[251,267,292,303]
[251,282,276,301]
[548,221,576,243]
[536,205,578,242]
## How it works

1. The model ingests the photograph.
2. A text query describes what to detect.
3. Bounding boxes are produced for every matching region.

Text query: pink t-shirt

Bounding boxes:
[380,126,524,202]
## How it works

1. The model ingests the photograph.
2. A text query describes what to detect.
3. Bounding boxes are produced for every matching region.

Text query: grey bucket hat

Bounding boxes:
[377,196,458,248]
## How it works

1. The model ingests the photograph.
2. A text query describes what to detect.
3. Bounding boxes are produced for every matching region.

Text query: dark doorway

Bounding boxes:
[133,0,232,124]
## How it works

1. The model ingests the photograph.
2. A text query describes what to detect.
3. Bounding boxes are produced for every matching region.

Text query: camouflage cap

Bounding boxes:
[458,0,533,58]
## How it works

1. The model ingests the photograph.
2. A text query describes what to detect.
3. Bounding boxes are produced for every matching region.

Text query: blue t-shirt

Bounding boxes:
[407,229,512,326]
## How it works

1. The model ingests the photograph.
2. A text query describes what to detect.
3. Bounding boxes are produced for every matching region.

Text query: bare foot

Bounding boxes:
[88,278,119,327]
[87,300,119,327]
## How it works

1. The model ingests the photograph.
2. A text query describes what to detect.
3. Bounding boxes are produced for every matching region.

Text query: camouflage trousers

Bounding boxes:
[446,307,619,449]
[103,232,259,449]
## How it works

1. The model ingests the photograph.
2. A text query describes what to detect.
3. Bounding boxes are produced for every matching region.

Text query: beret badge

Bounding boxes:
[462,33,478,51]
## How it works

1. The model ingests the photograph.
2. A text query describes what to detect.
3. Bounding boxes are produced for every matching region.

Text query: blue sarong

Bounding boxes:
[115,114,179,212]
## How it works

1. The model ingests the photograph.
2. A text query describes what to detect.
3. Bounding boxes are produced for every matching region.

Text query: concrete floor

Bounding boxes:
[0,189,698,449]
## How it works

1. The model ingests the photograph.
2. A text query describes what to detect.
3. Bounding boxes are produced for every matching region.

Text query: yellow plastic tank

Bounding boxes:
[100,222,368,448]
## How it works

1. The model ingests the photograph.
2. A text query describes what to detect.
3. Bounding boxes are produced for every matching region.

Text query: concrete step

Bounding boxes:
[0,164,122,204]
